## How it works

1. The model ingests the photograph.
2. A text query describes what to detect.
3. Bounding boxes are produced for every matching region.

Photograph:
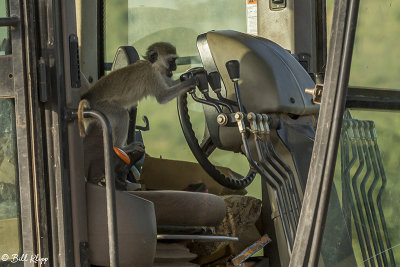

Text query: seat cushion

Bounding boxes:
[129,191,226,227]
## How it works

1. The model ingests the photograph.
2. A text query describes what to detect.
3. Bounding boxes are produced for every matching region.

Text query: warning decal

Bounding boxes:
[246,0,258,35]
[247,0,257,4]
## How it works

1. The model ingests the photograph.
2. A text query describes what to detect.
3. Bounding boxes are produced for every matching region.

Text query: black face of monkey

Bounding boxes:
[145,43,178,78]
[168,57,177,74]
[166,57,177,78]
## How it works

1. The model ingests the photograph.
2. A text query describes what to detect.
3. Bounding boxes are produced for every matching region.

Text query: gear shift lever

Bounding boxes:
[225,60,245,113]
[226,60,240,81]
[180,72,196,93]
[195,70,234,113]
[195,70,209,93]
[180,70,222,113]
[207,71,237,112]
[207,71,222,92]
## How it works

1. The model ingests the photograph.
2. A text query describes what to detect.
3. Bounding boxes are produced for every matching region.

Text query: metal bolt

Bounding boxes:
[235,112,243,120]
[217,114,227,125]
[247,112,256,120]
[305,88,314,95]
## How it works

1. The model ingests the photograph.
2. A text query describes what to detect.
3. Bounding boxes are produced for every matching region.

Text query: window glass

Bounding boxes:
[323,110,400,266]
[126,0,246,161]
[327,0,400,89]
[0,0,11,55]
[322,1,400,266]
[104,0,261,198]
[0,98,21,258]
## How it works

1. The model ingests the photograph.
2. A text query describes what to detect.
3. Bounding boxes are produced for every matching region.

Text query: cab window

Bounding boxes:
[0,0,11,55]
[103,0,261,198]
[323,1,400,266]
[0,99,21,259]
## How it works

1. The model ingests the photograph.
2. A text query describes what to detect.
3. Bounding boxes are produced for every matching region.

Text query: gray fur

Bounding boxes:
[82,42,196,149]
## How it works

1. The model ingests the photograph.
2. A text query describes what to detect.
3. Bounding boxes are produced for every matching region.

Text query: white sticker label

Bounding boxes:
[246,0,258,35]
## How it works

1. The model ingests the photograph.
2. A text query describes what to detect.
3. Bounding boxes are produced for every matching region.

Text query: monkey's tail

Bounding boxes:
[78,99,91,137]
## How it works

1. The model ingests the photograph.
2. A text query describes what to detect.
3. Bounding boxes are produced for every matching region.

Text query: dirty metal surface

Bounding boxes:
[231,235,272,266]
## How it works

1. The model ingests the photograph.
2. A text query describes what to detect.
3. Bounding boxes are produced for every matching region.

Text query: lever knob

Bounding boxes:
[207,72,222,91]
[225,60,240,80]
[195,71,209,92]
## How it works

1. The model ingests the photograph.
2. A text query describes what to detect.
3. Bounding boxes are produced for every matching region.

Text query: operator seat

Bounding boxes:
[86,46,227,267]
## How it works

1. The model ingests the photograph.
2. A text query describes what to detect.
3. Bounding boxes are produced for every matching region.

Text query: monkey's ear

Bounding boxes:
[146,50,158,63]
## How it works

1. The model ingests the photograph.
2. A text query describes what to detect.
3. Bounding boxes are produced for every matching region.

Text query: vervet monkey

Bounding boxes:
[80,42,196,188]
[81,42,197,150]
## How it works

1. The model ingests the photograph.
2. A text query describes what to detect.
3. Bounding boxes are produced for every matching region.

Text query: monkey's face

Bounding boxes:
[145,42,178,78]
[166,56,177,78]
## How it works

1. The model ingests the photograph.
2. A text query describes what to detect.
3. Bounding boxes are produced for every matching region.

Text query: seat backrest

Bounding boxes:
[111,46,140,71]
[111,46,140,144]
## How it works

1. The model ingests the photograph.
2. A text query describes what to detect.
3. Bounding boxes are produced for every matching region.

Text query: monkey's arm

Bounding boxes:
[155,77,196,104]
[164,77,180,86]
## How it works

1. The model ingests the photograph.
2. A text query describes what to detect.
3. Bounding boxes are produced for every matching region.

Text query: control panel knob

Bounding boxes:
[225,60,240,81]
[195,71,209,92]
[207,71,222,91]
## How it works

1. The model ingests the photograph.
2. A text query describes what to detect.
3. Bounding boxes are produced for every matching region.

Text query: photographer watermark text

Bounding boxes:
[1,254,48,264]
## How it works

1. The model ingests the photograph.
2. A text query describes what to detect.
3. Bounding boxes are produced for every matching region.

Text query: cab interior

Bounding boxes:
[1,0,400,267]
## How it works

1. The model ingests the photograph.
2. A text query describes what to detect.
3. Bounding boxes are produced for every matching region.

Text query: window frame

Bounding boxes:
[289,0,361,265]
[0,0,36,265]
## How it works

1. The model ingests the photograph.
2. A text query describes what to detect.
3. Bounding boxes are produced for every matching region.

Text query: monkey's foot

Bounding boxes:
[123,141,145,153]
[121,142,145,166]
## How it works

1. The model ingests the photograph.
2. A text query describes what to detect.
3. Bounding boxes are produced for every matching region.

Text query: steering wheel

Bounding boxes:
[177,75,257,190]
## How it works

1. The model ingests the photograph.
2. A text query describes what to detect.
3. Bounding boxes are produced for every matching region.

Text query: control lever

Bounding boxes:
[225,60,245,113]
[196,70,209,93]
[195,70,235,113]
[181,70,222,113]
[207,71,222,93]
[226,60,240,81]
[234,112,294,250]
[248,113,297,240]
[180,72,197,93]
[207,71,236,112]
[260,115,301,217]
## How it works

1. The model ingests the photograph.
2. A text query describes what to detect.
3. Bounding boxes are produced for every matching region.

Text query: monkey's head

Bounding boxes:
[144,42,178,78]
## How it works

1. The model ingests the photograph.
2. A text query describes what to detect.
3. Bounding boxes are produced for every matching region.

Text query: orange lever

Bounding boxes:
[113,147,130,165]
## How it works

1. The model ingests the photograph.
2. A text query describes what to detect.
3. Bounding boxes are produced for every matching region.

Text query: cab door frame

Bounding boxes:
[0,0,40,265]
[289,0,360,266]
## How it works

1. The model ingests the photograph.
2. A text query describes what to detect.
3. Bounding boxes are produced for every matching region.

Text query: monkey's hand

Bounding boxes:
[181,68,204,91]
[179,73,198,93]
[124,141,145,153]
[188,75,199,88]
